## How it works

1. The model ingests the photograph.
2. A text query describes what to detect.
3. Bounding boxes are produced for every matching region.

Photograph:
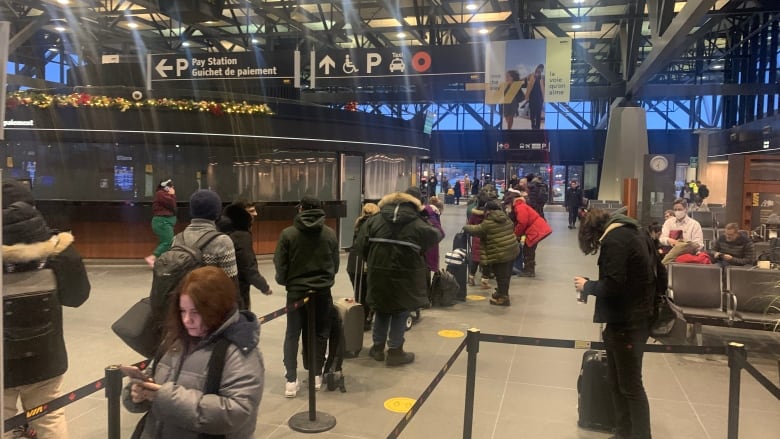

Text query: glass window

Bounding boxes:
[235,151,338,202]
[364,153,410,199]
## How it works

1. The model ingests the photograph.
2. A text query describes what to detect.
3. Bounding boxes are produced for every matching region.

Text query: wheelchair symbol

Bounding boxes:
[343,54,358,74]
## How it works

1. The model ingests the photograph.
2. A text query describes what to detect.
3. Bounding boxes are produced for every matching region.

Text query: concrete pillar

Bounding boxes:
[598,106,648,202]
[696,130,728,205]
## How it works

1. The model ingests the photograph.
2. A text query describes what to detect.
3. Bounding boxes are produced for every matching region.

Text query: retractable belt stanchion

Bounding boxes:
[463,328,480,439]
[105,365,123,439]
[727,342,746,439]
[288,290,336,433]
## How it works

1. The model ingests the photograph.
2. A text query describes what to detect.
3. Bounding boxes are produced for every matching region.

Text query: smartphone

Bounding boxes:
[120,365,154,382]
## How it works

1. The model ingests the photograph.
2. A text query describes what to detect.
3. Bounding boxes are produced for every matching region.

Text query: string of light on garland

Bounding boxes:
[5,92,273,116]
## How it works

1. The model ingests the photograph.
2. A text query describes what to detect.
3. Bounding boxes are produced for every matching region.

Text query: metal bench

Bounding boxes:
[726,266,780,330]
[667,263,727,344]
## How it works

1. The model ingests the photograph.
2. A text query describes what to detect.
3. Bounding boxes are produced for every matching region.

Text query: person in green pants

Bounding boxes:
[145,179,177,266]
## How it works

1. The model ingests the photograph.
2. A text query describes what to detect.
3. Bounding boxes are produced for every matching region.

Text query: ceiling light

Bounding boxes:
[127,22,139,29]
[57,0,70,4]
[479,28,489,35]
[466,3,478,10]
[711,63,724,70]
[574,0,585,3]
[49,47,59,52]
[397,31,406,38]
[251,38,259,44]
[182,41,191,47]
[572,24,582,29]
[54,26,66,32]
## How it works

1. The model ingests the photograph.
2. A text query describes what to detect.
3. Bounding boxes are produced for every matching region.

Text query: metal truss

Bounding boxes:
[2,0,779,131]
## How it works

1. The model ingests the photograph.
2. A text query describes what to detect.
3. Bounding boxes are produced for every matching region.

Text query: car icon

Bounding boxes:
[389,58,405,73]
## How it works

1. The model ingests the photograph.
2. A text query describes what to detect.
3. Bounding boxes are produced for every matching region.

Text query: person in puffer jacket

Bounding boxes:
[355,188,443,366]
[512,194,552,277]
[3,179,91,439]
[463,201,519,306]
[123,266,265,439]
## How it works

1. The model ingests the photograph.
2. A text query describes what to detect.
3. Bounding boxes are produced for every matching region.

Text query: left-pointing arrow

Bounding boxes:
[155,59,173,78]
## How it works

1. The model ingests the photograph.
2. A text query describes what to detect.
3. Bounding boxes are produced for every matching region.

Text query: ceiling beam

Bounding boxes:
[9,13,49,52]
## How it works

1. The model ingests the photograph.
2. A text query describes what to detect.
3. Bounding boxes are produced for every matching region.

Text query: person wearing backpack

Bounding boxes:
[123,266,265,438]
[274,195,339,398]
[2,179,91,438]
[179,190,238,279]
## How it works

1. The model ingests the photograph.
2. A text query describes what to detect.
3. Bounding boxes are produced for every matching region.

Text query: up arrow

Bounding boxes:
[319,55,335,75]
[155,58,173,78]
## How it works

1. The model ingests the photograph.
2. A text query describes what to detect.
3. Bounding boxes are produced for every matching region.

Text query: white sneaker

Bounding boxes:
[284,380,299,398]
[314,375,322,391]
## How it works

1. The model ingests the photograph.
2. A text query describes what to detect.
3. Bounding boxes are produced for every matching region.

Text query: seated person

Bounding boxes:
[660,199,704,249]
[710,222,756,266]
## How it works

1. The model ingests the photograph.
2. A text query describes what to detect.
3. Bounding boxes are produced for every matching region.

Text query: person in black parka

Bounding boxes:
[218,201,272,310]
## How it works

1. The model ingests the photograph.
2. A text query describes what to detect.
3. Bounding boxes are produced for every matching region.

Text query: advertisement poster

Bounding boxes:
[485,38,572,130]
[751,192,780,233]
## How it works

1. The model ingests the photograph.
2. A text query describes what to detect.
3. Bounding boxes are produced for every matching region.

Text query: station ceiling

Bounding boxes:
[2,1,779,100]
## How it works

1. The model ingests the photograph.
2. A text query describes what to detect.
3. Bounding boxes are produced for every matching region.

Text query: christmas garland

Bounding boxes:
[5,91,273,116]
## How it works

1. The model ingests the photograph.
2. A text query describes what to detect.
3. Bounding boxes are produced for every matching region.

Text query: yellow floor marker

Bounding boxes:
[437,329,465,338]
[466,294,486,301]
[384,397,416,413]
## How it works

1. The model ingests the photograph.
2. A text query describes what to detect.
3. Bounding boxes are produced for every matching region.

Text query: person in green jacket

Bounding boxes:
[463,201,519,306]
[273,194,339,398]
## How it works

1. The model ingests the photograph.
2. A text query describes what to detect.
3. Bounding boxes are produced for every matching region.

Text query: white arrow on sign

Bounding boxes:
[155,59,173,78]
[319,55,335,75]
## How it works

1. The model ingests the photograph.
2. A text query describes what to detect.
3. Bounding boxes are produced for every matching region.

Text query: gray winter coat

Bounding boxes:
[123,310,265,439]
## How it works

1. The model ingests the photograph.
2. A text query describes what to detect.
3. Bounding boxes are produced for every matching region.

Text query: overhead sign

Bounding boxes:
[146,51,297,88]
[310,46,483,88]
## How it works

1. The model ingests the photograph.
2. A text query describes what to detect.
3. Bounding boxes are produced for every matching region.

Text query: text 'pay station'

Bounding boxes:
[154,56,279,79]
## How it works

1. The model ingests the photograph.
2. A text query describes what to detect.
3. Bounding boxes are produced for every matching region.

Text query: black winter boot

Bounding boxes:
[369,343,385,361]
[386,346,415,366]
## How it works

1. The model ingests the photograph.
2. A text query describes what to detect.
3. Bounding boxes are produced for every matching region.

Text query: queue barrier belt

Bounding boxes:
[386,337,468,439]
[384,333,738,439]
[3,297,308,431]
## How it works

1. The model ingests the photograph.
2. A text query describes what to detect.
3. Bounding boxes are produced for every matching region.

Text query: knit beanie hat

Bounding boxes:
[190,190,222,220]
[405,186,424,203]
[3,180,35,208]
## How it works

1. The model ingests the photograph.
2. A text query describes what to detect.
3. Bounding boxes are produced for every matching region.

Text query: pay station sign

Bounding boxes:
[310,46,482,87]
[147,51,297,88]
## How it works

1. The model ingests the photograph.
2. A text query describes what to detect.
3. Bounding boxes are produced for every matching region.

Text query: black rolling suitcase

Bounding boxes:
[445,249,467,301]
[452,232,468,252]
[577,350,616,431]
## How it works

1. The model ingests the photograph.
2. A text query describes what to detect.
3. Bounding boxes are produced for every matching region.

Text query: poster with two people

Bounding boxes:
[485,38,572,130]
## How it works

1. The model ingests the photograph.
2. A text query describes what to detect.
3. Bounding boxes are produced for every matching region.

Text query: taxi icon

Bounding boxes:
[389,58,405,73]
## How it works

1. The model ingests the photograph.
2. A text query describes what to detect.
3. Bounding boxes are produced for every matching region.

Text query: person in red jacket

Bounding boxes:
[512,194,552,277]
[145,179,176,267]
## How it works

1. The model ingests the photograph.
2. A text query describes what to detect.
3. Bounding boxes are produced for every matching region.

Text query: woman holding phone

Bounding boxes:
[145,179,177,267]
[123,266,265,438]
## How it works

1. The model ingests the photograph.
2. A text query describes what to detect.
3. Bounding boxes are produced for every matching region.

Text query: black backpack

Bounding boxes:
[150,230,222,317]
[3,263,60,362]
[430,268,459,307]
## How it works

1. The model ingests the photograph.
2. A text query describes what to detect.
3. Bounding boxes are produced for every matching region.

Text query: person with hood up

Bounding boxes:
[525,173,548,219]
[574,209,655,439]
[274,195,339,397]
[123,266,264,438]
[217,200,272,311]
[512,192,552,277]
[3,179,91,438]
[355,187,443,366]
[462,201,519,306]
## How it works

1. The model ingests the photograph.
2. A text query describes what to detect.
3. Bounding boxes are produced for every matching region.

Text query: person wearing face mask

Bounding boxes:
[659,199,704,249]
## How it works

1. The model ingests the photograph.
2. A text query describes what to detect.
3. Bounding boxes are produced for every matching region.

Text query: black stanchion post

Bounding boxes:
[726,342,746,439]
[463,328,480,439]
[105,366,123,439]
[289,290,336,433]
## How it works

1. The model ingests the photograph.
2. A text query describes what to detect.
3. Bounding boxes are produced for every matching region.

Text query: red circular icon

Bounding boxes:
[411,51,432,73]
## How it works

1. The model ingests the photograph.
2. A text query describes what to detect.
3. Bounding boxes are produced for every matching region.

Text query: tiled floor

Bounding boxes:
[50,206,780,438]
